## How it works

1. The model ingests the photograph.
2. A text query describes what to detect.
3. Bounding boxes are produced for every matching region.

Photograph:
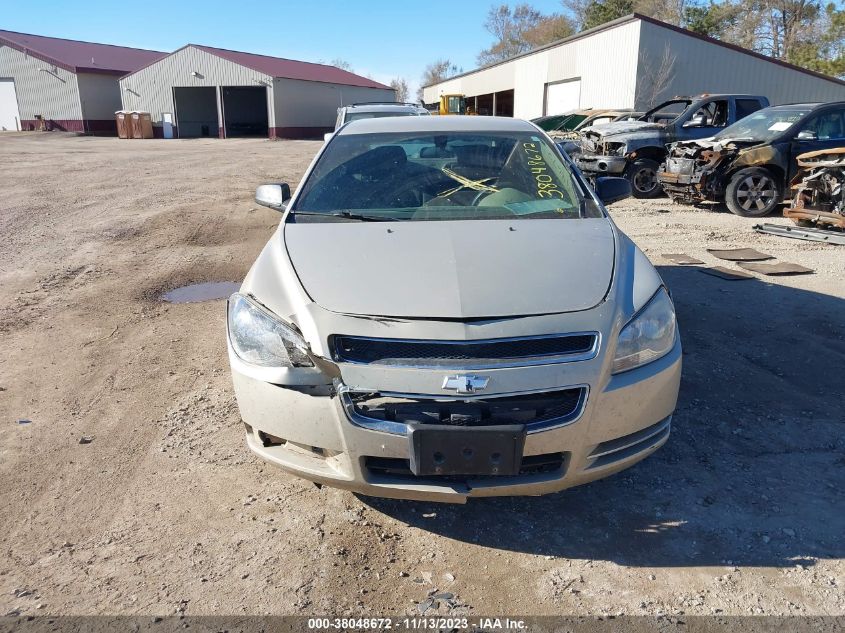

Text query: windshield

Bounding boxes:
[345,111,420,122]
[713,107,812,142]
[293,131,600,222]
[641,99,692,123]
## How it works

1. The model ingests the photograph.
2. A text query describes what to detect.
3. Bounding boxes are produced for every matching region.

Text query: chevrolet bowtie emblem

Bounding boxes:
[442,375,489,395]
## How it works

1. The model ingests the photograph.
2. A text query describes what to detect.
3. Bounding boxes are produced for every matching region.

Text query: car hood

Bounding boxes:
[284,219,615,319]
[583,120,663,139]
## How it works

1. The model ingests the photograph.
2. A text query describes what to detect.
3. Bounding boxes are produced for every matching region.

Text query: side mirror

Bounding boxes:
[255,183,291,211]
[323,131,334,143]
[683,114,708,128]
[595,176,632,205]
[796,130,817,141]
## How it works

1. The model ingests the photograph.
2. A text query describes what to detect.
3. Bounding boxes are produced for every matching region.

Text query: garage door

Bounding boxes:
[0,79,21,131]
[545,79,581,115]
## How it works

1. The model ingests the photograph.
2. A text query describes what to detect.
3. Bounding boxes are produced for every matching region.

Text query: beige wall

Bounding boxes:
[0,44,82,121]
[120,46,274,127]
[636,20,845,109]
[273,78,395,128]
[77,71,122,120]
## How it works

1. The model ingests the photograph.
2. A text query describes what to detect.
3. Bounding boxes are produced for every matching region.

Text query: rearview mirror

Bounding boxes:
[683,114,708,128]
[255,183,291,211]
[796,130,817,141]
[595,176,632,205]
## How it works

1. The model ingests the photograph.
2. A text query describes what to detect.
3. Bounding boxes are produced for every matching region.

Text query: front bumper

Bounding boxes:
[576,155,628,175]
[658,157,723,202]
[229,337,682,503]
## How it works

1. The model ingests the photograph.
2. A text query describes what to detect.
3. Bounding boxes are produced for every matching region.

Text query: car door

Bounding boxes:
[787,107,845,180]
[673,98,730,142]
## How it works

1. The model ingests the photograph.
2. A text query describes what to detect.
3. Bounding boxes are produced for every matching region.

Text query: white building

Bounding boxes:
[120,45,395,139]
[423,13,845,118]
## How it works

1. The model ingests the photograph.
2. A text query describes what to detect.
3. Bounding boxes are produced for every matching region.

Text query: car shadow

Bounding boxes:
[360,264,845,568]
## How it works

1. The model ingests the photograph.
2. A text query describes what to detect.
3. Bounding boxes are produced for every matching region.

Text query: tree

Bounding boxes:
[638,43,677,106]
[390,77,409,102]
[478,4,575,64]
[418,59,459,100]
[331,58,353,72]
[581,0,634,30]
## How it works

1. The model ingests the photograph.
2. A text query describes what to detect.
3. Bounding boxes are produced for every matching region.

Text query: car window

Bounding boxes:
[689,100,729,127]
[799,109,845,140]
[293,131,600,221]
[642,99,692,122]
[736,99,763,120]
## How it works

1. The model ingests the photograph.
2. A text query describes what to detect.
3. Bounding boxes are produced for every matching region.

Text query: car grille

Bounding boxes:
[330,333,598,368]
[342,387,587,433]
[587,417,671,470]
[364,452,567,482]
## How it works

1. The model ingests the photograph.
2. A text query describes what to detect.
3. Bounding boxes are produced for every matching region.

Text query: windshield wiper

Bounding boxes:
[292,210,396,222]
[334,210,396,222]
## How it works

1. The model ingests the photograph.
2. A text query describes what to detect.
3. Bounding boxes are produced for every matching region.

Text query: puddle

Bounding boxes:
[162,281,240,304]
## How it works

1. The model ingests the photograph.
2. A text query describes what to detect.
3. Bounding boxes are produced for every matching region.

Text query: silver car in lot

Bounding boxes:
[227,116,681,503]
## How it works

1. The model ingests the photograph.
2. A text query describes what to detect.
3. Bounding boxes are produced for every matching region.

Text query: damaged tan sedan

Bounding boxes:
[227,116,681,503]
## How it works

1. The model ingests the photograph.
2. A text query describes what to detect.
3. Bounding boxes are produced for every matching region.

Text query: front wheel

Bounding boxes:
[625,158,662,198]
[725,167,781,217]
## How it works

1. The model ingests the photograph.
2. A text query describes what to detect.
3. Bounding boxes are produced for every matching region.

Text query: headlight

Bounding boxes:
[227,293,314,368]
[612,287,676,373]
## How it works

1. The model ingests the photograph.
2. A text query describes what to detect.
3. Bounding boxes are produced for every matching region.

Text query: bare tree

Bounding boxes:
[389,78,409,102]
[331,58,353,72]
[479,4,575,64]
[417,59,459,100]
[638,43,676,107]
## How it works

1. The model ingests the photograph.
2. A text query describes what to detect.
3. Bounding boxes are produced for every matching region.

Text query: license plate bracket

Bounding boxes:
[408,424,526,476]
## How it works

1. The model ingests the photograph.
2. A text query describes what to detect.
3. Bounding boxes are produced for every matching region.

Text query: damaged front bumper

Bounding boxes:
[787,149,845,229]
[658,144,732,203]
[228,304,682,504]
[576,155,628,176]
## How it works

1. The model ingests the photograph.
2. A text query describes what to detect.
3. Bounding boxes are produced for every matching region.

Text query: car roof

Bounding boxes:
[343,104,426,113]
[764,102,829,110]
[338,115,538,135]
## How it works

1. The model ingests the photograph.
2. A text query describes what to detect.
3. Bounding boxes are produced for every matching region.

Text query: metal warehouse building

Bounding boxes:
[119,45,395,139]
[423,13,845,118]
[0,30,164,133]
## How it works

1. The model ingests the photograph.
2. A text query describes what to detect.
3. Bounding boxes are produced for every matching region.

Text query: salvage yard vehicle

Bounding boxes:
[786,148,845,228]
[659,102,845,217]
[227,116,681,503]
[326,102,429,142]
[576,94,769,198]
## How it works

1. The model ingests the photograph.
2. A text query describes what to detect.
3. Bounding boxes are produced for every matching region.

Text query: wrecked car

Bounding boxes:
[659,102,845,217]
[787,148,845,229]
[576,94,768,198]
[227,116,681,503]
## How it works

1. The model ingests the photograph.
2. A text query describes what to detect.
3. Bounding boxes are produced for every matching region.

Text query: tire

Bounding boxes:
[625,158,662,198]
[725,167,781,217]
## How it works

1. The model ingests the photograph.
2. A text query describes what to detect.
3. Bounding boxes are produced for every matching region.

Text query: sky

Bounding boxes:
[1,0,567,97]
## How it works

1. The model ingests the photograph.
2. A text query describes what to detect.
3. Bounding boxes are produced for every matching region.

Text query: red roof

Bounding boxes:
[192,45,391,89]
[0,30,165,75]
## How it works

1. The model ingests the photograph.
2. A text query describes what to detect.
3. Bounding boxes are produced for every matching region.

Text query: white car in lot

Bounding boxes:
[324,102,429,142]
[227,116,681,503]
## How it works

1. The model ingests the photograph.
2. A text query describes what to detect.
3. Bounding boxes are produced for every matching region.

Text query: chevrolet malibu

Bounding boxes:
[227,116,681,503]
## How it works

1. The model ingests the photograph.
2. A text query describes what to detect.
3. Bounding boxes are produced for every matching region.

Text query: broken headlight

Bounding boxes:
[603,142,626,156]
[227,293,314,368]
[612,288,676,373]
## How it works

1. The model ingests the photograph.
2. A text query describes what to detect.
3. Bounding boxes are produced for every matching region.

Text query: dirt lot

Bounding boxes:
[0,133,843,618]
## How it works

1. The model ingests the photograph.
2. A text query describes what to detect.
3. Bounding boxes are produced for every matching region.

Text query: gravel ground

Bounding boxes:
[0,133,842,618]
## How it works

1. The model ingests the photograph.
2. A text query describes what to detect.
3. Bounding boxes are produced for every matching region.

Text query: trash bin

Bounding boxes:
[115,111,131,139]
[130,111,154,139]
